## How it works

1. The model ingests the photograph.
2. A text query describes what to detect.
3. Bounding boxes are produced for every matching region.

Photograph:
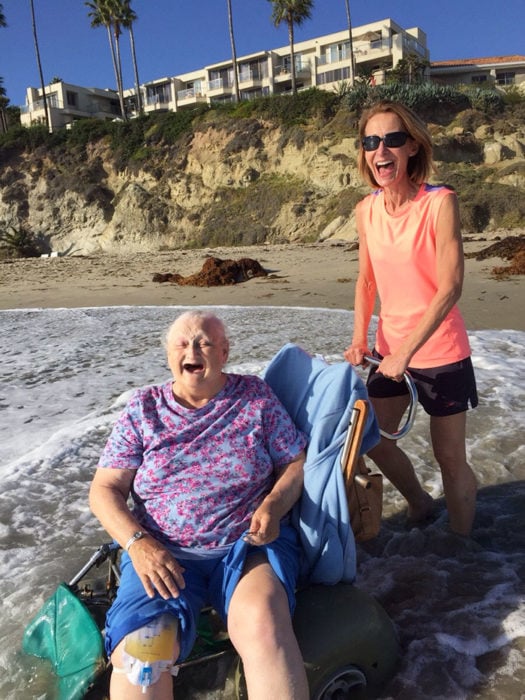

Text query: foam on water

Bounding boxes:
[0,306,523,699]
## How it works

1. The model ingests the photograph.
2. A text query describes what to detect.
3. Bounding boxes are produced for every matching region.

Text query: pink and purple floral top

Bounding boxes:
[98,374,307,550]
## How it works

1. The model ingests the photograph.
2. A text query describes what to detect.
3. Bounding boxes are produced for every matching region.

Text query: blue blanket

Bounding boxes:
[263,343,380,584]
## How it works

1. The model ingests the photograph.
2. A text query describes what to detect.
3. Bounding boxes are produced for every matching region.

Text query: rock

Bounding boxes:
[319,213,358,243]
[153,256,267,287]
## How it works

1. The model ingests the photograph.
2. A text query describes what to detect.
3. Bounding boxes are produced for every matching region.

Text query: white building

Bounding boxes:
[21,17,429,130]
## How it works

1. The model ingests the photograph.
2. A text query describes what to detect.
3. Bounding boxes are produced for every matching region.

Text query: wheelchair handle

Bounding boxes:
[364,355,418,440]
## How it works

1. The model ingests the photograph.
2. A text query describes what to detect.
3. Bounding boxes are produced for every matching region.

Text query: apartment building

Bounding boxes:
[139,18,427,116]
[20,17,428,130]
[20,82,122,130]
[430,55,525,90]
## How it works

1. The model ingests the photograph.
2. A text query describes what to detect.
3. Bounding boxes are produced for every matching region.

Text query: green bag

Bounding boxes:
[22,582,105,700]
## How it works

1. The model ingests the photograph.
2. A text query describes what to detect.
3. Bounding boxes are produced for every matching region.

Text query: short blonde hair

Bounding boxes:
[357,101,434,188]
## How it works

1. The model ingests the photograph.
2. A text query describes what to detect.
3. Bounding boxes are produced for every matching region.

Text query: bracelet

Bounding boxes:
[125,530,145,551]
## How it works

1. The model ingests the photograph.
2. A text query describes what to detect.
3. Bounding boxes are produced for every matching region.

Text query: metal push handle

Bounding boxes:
[364,355,418,440]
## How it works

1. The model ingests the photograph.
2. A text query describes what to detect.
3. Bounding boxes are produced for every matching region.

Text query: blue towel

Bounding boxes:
[263,343,380,585]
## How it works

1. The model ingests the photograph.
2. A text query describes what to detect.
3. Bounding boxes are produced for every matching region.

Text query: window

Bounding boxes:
[472,75,488,83]
[496,71,515,86]
[318,67,350,85]
[66,91,78,107]
[146,83,171,105]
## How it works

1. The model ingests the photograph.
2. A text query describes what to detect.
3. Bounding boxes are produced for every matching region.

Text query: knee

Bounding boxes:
[228,596,289,659]
[367,437,398,463]
[111,614,179,689]
[432,441,463,472]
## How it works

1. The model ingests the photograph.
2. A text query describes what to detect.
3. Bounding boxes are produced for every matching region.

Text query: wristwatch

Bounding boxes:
[125,530,145,551]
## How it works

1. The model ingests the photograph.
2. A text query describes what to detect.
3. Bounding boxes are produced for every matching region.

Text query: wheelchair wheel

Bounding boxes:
[294,583,399,698]
[311,664,367,700]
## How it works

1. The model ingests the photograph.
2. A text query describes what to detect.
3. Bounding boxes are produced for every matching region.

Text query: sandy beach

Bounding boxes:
[1,236,523,331]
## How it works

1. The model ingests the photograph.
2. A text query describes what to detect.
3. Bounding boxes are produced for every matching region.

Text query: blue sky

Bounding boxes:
[1,0,523,107]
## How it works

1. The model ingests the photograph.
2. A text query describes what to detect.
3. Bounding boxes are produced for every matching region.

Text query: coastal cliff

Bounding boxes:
[1,95,524,256]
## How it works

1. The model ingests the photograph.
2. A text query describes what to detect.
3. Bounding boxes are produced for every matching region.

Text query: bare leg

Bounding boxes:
[367,395,434,521]
[430,412,477,536]
[108,624,180,700]
[227,553,308,700]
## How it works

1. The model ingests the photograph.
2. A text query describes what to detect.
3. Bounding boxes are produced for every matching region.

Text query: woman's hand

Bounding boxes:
[344,343,370,367]
[243,451,305,546]
[377,353,409,383]
[127,535,186,600]
[244,502,281,546]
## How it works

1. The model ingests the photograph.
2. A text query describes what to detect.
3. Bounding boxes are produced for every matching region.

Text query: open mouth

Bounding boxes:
[376,160,394,173]
[183,362,204,373]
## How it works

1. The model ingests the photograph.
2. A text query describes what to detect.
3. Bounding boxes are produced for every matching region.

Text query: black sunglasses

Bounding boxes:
[361,131,410,151]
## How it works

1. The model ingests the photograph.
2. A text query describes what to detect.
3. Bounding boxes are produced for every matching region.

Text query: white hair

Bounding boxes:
[162,310,229,350]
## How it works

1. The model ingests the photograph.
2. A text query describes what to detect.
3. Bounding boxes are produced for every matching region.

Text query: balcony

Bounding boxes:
[238,68,266,89]
[319,50,350,66]
[274,61,311,81]
[207,77,233,97]
[176,87,208,106]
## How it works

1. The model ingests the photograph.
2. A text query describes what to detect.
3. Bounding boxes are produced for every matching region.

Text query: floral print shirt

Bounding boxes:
[98,374,307,549]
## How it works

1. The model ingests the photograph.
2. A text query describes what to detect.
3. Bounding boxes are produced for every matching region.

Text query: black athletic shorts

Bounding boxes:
[366,351,478,417]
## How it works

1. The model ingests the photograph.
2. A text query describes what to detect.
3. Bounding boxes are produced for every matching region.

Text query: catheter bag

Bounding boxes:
[22,582,105,700]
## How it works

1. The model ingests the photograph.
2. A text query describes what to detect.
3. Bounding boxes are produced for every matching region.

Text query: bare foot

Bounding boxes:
[406,492,435,525]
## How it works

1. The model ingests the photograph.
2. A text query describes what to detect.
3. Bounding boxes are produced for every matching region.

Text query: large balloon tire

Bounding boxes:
[293,583,400,699]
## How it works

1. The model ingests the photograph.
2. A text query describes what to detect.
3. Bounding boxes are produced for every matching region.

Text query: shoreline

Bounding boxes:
[1,238,523,332]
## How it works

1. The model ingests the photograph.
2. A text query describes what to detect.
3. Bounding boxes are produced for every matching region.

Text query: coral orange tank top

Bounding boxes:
[360,183,471,368]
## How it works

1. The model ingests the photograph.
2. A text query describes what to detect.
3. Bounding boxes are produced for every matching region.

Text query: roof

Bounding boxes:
[431,55,525,68]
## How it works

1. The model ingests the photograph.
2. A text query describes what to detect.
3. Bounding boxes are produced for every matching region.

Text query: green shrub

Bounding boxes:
[248,88,340,127]
[0,223,47,259]
[148,106,209,144]
[67,118,112,148]
[459,86,505,114]
[344,83,470,124]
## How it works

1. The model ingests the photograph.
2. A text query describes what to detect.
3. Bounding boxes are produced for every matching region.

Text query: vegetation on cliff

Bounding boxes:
[1,83,524,259]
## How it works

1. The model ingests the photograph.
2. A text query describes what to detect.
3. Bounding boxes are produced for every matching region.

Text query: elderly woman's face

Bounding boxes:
[363,111,418,188]
[166,316,228,396]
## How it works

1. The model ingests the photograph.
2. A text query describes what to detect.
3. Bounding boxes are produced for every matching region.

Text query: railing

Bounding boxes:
[177,87,205,101]
[319,49,351,66]
[275,60,310,76]
[238,68,264,83]
[146,94,170,106]
[24,95,60,113]
[403,37,427,57]
[208,77,231,91]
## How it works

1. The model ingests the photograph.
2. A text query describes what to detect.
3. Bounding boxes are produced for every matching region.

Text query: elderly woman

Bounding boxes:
[344,100,478,537]
[89,310,308,700]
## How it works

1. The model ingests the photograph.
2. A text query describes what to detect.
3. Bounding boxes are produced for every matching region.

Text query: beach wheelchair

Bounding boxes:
[23,344,417,699]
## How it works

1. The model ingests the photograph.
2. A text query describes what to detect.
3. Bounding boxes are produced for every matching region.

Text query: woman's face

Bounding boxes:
[363,111,419,189]
[167,316,229,400]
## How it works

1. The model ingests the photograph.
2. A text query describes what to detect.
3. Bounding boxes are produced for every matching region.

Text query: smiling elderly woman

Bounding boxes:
[89,310,308,700]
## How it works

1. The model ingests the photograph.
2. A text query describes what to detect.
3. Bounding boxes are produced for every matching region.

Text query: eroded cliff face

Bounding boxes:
[1,114,524,255]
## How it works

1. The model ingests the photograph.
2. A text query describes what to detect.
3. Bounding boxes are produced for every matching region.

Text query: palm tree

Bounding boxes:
[85,0,126,119]
[0,91,8,134]
[267,0,313,96]
[0,6,7,133]
[119,0,142,114]
[226,0,240,102]
[343,0,355,86]
[29,0,50,130]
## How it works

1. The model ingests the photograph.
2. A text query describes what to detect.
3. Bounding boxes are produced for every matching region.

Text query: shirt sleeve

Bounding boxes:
[97,390,145,470]
[260,381,307,470]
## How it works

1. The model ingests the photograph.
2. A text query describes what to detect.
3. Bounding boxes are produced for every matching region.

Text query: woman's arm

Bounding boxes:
[379,192,464,381]
[244,451,306,545]
[344,201,377,365]
[89,468,186,599]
